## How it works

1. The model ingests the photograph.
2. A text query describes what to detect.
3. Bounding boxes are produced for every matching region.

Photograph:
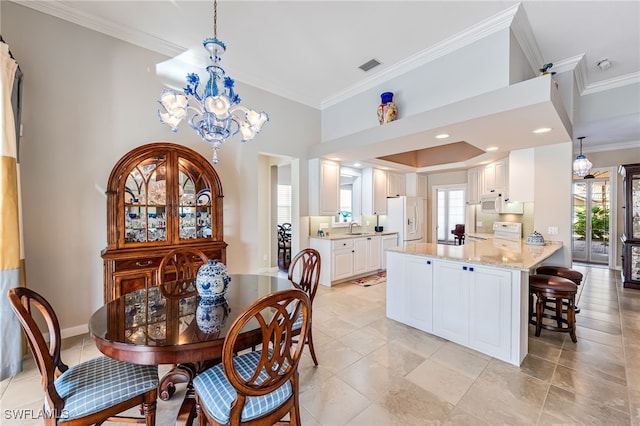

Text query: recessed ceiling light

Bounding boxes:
[533,127,552,134]
[486,146,499,151]
[353,162,361,167]
[435,133,450,139]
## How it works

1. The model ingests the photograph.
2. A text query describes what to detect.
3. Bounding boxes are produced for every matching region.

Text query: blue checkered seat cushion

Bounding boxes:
[49,356,158,421]
[292,311,303,331]
[193,350,292,424]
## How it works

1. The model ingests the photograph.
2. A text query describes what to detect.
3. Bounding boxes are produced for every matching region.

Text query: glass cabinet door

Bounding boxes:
[124,155,168,244]
[178,155,215,241]
[631,172,640,239]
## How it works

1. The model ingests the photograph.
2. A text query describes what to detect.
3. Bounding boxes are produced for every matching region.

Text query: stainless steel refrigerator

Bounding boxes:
[386,196,424,245]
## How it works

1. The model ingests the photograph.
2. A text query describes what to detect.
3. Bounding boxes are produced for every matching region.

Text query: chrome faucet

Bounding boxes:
[349,222,360,233]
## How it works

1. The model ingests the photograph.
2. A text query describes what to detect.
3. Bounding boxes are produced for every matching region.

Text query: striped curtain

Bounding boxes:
[0,40,23,380]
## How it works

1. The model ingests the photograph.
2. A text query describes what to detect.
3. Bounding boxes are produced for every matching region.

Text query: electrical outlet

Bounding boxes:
[366,221,370,226]
[319,223,329,229]
[477,221,483,227]
[548,226,559,235]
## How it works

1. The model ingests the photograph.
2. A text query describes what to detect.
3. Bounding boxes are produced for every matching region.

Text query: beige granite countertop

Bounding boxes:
[388,238,563,271]
[310,231,398,241]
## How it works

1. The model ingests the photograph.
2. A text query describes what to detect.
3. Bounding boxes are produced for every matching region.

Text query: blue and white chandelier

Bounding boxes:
[158,0,268,164]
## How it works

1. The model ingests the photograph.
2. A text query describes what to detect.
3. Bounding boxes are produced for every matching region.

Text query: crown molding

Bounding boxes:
[509,3,544,75]
[13,0,185,58]
[583,139,640,154]
[582,72,640,95]
[320,3,520,109]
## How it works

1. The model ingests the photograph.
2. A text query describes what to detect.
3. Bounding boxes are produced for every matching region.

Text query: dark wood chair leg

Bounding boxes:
[535,294,544,337]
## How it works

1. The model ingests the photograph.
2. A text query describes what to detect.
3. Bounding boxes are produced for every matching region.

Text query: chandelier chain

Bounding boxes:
[213,0,217,39]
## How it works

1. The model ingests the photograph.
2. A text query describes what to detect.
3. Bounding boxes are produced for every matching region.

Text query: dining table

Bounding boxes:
[88,273,293,425]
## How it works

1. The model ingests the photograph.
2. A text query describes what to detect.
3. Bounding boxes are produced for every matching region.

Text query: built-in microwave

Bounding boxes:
[480,193,504,214]
[480,193,524,214]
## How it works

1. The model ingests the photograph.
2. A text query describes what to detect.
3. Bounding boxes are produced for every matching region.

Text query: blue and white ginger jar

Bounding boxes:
[196,259,230,300]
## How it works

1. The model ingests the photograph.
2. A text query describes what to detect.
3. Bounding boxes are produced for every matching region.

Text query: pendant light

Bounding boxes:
[573,136,592,178]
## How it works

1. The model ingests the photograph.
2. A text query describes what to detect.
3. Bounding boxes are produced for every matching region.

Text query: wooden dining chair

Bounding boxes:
[288,248,321,366]
[7,287,159,425]
[193,288,311,426]
[157,247,209,298]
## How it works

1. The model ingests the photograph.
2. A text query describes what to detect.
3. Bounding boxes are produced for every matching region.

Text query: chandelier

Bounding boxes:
[157,0,269,164]
[572,136,592,178]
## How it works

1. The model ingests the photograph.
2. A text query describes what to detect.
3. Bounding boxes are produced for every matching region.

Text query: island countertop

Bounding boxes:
[388,238,562,271]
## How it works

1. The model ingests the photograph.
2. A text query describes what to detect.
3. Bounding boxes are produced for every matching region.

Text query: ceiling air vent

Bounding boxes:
[359,59,381,72]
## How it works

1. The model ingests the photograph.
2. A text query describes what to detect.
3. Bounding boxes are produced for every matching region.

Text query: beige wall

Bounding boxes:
[2,2,319,334]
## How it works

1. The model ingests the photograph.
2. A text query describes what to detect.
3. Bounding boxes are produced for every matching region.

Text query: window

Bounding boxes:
[277,184,292,224]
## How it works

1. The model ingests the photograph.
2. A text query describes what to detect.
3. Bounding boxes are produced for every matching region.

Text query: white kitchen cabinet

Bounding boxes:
[508,148,534,202]
[387,172,406,197]
[332,239,355,282]
[310,235,382,286]
[417,174,428,199]
[467,166,483,204]
[386,251,433,332]
[433,259,512,360]
[433,260,470,343]
[366,235,382,271]
[483,158,508,196]
[353,237,368,276]
[308,158,340,216]
[362,168,388,215]
[381,234,398,269]
[405,255,433,331]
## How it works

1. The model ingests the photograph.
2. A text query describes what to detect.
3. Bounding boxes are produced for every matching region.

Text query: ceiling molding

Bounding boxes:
[509,3,544,75]
[583,139,640,153]
[13,0,185,58]
[582,72,640,95]
[320,3,520,110]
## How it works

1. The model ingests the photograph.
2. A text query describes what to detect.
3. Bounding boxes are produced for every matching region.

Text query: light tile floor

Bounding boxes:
[2,264,639,425]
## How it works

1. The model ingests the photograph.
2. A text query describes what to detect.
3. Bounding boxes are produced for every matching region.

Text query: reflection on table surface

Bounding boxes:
[90,274,292,348]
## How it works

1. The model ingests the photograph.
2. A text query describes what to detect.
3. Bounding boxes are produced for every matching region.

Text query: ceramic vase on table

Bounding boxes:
[377,92,398,125]
[196,259,230,301]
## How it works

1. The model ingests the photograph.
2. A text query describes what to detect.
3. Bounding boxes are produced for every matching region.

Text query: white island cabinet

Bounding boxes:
[433,259,514,361]
[387,252,433,332]
[386,240,563,366]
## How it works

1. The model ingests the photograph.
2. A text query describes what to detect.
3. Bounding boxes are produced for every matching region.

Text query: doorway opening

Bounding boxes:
[435,186,466,244]
[572,171,611,265]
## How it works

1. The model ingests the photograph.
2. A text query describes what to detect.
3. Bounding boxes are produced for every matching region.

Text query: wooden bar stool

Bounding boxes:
[536,265,583,313]
[529,274,578,342]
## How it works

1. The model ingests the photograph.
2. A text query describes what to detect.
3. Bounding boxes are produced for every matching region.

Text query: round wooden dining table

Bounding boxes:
[88,274,293,425]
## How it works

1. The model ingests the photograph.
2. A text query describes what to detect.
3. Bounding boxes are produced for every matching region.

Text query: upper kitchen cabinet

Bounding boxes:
[309,159,340,216]
[620,163,640,289]
[102,142,227,302]
[467,166,484,204]
[362,168,388,215]
[387,172,407,197]
[483,158,508,196]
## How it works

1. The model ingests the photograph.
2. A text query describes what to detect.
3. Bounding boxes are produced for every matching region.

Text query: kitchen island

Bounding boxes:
[386,239,562,366]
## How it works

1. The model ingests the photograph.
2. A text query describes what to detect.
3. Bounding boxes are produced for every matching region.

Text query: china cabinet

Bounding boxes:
[620,163,640,289]
[102,142,227,302]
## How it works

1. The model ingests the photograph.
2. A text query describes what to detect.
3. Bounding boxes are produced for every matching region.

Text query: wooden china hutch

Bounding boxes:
[101,142,227,303]
[620,163,640,289]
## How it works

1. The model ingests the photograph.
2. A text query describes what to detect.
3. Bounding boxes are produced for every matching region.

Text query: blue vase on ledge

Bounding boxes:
[377,92,398,125]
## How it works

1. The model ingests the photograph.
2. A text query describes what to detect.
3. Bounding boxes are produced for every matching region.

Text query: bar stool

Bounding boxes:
[536,265,583,313]
[529,274,578,342]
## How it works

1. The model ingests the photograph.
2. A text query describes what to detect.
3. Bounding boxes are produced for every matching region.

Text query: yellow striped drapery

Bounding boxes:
[0,40,23,380]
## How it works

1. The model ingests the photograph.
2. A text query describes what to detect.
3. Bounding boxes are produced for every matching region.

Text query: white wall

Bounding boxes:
[2,2,319,332]
[321,29,511,143]
[533,143,573,266]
